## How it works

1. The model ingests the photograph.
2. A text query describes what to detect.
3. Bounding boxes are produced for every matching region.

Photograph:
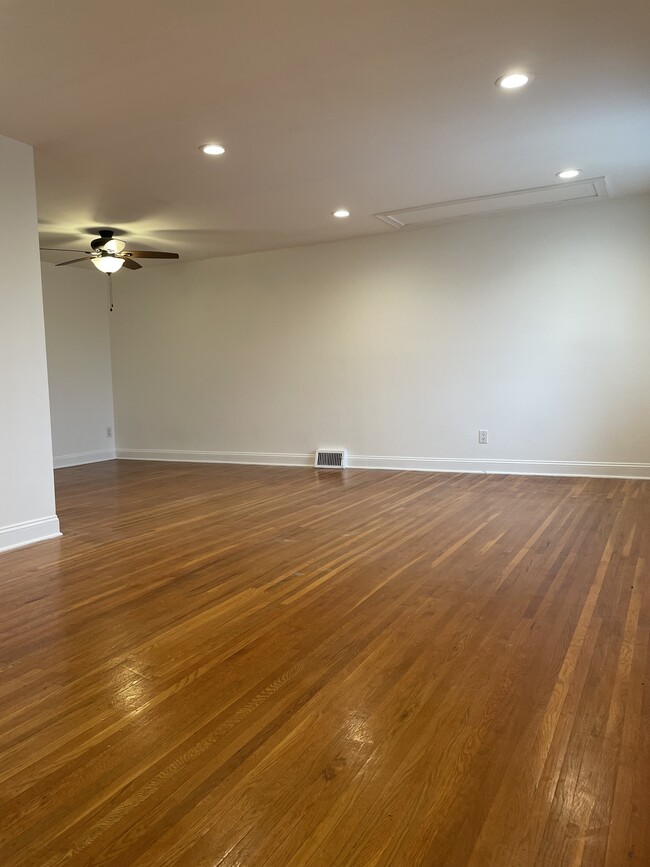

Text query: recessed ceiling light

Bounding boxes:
[496,73,530,90]
[200,144,226,156]
[332,209,350,218]
[556,168,582,180]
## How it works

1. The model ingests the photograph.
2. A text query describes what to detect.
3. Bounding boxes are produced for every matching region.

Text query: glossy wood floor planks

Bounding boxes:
[0,460,648,865]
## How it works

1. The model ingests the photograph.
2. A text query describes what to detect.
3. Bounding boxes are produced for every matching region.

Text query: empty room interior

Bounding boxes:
[1,1,650,865]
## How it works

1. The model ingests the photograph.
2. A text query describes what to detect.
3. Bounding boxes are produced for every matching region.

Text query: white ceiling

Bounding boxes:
[1,0,649,263]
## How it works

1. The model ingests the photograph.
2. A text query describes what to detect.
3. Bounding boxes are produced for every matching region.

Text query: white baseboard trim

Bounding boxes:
[117,449,312,467]
[115,449,650,480]
[0,515,61,554]
[54,449,116,469]
[349,455,650,479]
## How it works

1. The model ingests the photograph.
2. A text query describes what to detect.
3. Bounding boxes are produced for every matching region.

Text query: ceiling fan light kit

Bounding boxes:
[91,255,124,273]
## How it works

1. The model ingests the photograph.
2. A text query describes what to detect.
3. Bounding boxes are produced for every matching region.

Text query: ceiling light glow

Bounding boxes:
[92,255,124,273]
[200,144,226,155]
[333,209,350,218]
[497,73,529,90]
[556,169,582,180]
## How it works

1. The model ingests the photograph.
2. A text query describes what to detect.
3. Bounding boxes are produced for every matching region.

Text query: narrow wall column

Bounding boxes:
[0,134,59,552]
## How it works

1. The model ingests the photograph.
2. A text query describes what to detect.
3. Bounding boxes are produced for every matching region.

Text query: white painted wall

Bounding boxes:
[41,264,115,467]
[110,195,650,478]
[0,134,59,552]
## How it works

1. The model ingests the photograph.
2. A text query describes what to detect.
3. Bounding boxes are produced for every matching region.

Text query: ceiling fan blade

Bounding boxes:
[55,256,94,266]
[121,257,142,270]
[40,247,89,253]
[125,250,179,259]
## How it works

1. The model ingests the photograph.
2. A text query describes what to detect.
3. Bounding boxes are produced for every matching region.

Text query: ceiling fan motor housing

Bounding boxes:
[91,230,115,251]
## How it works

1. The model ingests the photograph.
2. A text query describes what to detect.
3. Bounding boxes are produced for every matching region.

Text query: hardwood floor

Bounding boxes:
[0,461,648,866]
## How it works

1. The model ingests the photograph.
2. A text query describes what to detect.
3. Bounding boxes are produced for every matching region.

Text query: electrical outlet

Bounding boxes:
[478,429,488,444]
[106,426,113,438]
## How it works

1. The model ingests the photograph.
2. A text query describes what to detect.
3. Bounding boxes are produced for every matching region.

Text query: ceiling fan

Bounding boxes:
[40,230,179,273]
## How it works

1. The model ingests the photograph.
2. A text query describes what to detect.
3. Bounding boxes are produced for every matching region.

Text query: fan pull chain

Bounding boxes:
[108,274,114,312]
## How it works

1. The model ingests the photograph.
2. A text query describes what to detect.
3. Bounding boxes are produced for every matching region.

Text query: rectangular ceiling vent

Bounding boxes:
[315,448,347,469]
[374,177,608,229]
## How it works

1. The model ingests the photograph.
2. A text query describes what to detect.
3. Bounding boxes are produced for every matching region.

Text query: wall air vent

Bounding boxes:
[374,177,608,229]
[315,449,347,469]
